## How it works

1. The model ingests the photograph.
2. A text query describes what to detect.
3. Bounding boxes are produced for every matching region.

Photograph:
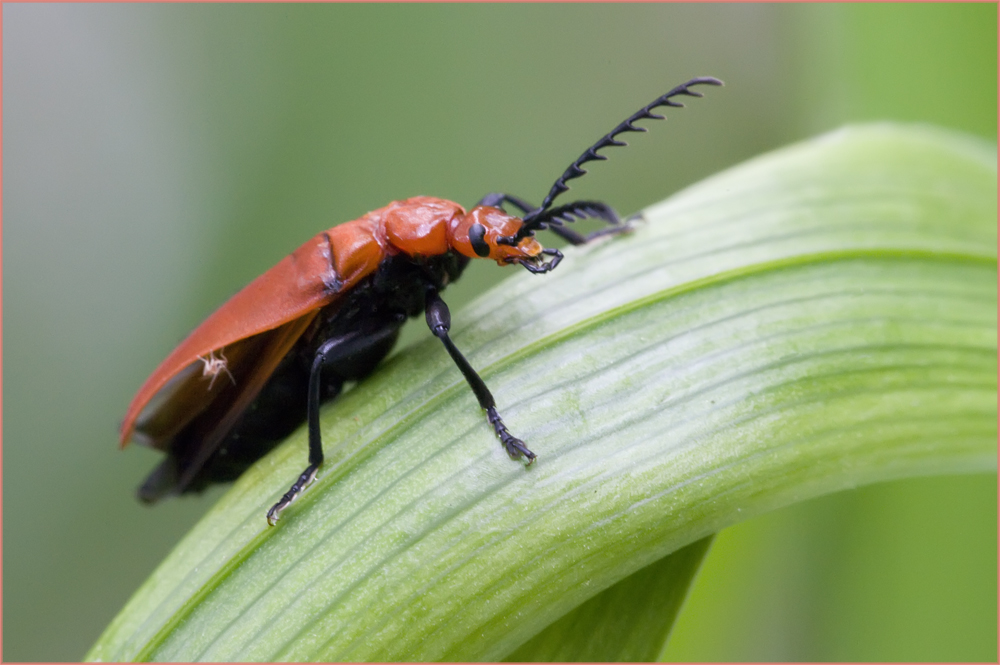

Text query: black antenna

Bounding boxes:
[515,76,723,240]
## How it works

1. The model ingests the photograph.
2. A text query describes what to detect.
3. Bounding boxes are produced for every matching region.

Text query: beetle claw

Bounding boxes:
[505,436,537,464]
[487,406,536,463]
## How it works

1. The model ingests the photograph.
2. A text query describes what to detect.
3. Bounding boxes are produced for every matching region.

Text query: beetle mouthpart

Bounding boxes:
[515,248,563,274]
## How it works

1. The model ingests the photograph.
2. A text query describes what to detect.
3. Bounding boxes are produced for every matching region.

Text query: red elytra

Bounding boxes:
[120,77,722,525]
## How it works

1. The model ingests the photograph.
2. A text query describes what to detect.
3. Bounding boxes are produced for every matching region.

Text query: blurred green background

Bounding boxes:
[2,4,995,661]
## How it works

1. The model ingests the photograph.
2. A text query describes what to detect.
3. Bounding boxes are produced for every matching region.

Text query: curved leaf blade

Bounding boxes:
[506,536,715,662]
[88,124,997,662]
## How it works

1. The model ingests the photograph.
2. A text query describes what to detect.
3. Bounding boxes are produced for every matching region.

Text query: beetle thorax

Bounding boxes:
[382,197,465,259]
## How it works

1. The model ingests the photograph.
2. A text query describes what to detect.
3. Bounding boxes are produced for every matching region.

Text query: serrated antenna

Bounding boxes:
[517,76,723,237]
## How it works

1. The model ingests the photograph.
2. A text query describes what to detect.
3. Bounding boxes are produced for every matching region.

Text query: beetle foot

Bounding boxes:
[266,463,319,526]
[487,406,536,464]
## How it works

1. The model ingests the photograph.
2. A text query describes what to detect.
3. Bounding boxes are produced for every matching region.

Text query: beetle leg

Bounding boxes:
[266,326,399,526]
[546,221,632,246]
[476,192,536,215]
[424,288,536,462]
[265,342,330,526]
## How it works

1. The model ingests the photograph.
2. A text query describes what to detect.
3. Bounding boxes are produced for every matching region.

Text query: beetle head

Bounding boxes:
[451,206,559,272]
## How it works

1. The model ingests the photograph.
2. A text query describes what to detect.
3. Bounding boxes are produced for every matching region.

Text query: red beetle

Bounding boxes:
[121,77,722,525]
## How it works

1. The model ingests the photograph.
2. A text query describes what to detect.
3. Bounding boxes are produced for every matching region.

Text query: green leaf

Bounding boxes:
[506,536,715,662]
[88,124,996,662]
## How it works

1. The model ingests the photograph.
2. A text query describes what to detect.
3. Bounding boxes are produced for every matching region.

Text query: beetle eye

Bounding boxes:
[468,223,491,257]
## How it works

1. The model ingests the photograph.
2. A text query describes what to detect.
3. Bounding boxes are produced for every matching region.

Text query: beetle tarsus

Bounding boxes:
[267,463,319,526]
[487,406,536,462]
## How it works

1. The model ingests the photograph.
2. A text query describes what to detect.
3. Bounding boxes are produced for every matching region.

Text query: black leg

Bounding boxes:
[547,222,632,246]
[425,288,536,462]
[476,192,537,216]
[266,326,399,526]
